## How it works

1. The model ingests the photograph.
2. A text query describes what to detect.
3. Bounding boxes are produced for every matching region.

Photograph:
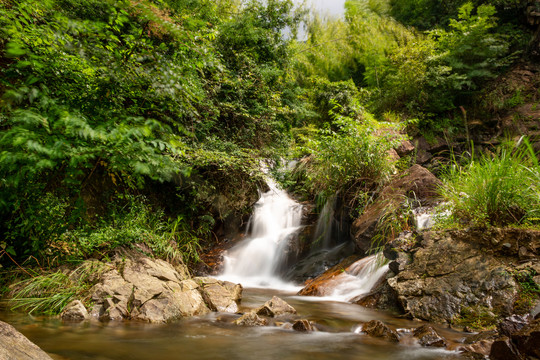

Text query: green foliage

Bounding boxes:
[513,268,540,314]
[8,261,106,314]
[439,139,540,227]
[298,107,403,202]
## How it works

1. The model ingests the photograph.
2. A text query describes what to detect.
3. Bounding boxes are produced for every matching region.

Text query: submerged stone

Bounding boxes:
[233,311,268,326]
[412,325,447,347]
[292,319,313,332]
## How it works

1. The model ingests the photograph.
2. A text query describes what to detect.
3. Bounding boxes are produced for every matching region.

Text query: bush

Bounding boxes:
[440,139,540,227]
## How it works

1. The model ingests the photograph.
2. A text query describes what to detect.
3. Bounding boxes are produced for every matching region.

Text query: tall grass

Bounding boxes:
[440,139,540,227]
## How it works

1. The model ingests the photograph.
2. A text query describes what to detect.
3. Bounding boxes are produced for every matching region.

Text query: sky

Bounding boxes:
[295,0,346,18]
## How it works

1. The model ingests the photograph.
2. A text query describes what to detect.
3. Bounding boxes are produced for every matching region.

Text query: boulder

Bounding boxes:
[396,140,415,157]
[412,325,447,347]
[361,320,399,343]
[61,300,89,321]
[386,231,520,323]
[498,315,532,337]
[195,277,242,313]
[352,165,441,253]
[255,296,297,317]
[292,319,313,332]
[458,330,498,357]
[0,321,53,360]
[233,311,268,326]
[89,252,210,322]
[511,318,540,358]
[490,336,524,360]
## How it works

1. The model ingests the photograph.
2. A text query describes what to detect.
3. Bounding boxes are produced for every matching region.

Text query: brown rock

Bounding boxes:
[61,300,89,322]
[292,319,313,332]
[361,320,400,343]
[512,319,540,358]
[195,277,242,313]
[233,311,268,326]
[0,321,53,360]
[498,315,532,337]
[298,256,360,296]
[490,336,524,360]
[412,325,447,347]
[256,296,297,317]
[396,140,415,157]
[352,165,441,253]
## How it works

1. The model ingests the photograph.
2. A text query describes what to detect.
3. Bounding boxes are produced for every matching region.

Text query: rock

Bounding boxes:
[511,318,540,358]
[89,252,210,322]
[361,320,399,343]
[388,252,410,275]
[498,315,532,337]
[459,330,498,357]
[490,336,524,360]
[233,311,268,326]
[386,230,522,323]
[195,277,242,313]
[352,165,441,254]
[412,325,447,347]
[61,300,89,321]
[396,140,415,157]
[256,296,297,317]
[292,319,313,332]
[0,321,53,360]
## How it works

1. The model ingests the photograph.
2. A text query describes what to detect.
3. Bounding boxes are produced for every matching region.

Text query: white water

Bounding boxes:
[219,180,303,290]
[327,254,389,302]
[299,254,389,303]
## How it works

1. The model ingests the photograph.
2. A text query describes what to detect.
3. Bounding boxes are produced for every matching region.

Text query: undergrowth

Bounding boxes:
[438,138,540,228]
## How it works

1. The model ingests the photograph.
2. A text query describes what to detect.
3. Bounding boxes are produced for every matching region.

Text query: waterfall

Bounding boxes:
[327,254,388,302]
[219,179,303,289]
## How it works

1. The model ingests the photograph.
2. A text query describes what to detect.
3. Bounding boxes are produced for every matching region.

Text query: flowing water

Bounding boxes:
[0,182,467,359]
[219,179,303,290]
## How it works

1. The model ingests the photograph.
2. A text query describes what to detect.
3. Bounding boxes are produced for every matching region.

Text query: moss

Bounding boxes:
[452,305,499,330]
[513,269,540,314]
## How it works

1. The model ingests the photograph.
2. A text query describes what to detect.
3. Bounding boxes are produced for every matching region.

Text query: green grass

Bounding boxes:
[439,139,540,227]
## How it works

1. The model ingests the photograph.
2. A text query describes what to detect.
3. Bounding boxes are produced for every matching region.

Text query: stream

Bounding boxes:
[0,181,466,359]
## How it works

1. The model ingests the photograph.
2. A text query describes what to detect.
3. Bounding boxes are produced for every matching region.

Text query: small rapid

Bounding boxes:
[219,179,303,290]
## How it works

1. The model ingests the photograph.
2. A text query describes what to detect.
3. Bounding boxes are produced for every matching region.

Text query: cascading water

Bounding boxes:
[219,179,303,289]
[327,254,389,302]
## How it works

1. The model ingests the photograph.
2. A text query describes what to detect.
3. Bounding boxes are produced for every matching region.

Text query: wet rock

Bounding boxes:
[459,330,498,356]
[412,325,447,347]
[233,311,268,326]
[0,320,53,360]
[512,318,540,358]
[61,300,89,321]
[386,230,521,323]
[195,277,242,313]
[361,320,399,343]
[89,251,210,322]
[256,296,297,317]
[498,315,532,337]
[490,336,524,360]
[292,319,313,332]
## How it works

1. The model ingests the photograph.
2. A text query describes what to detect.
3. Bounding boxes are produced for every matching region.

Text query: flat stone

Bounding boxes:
[0,321,53,360]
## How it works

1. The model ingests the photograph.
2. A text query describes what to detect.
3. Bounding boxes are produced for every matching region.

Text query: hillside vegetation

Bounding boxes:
[1,0,539,272]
